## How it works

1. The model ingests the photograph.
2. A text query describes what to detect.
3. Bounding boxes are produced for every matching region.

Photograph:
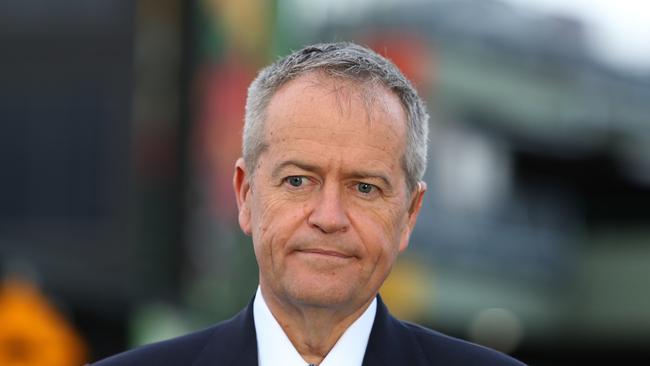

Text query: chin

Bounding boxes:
[284,279,361,309]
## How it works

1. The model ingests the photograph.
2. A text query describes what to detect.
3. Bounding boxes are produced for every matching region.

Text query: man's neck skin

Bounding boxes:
[259,284,374,365]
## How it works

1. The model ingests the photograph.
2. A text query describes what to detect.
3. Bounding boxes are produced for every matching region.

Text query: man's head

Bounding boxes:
[233,42,429,312]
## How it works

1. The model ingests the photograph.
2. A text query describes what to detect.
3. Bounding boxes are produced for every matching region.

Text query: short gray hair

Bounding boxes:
[243,42,429,191]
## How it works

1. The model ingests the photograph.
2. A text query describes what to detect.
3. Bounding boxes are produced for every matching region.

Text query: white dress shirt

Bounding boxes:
[253,287,377,366]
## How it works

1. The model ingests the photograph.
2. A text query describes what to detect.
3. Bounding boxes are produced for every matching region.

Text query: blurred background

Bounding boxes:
[1,0,649,364]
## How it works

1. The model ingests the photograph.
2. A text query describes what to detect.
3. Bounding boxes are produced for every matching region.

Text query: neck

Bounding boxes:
[260,285,374,365]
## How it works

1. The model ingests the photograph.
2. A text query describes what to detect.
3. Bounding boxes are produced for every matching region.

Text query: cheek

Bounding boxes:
[250,191,307,256]
[352,209,404,257]
[250,190,284,233]
[360,201,408,240]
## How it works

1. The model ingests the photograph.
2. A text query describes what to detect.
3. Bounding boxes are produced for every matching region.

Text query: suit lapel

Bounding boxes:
[362,296,428,366]
[190,295,427,366]
[193,300,259,366]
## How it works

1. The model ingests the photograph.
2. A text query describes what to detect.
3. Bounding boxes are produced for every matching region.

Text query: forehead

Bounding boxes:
[264,72,407,143]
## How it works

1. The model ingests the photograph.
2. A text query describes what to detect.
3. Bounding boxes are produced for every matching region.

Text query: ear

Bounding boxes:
[233,157,253,235]
[398,181,427,253]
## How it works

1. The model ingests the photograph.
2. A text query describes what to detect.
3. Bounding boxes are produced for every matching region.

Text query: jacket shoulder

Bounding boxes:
[91,303,256,366]
[400,320,526,366]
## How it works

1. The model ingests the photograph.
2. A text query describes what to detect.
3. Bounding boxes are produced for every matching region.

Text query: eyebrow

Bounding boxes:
[271,159,394,190]
[271,160,322,180]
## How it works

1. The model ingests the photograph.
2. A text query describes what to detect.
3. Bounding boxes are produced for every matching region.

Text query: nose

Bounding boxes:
[307,184,350,234]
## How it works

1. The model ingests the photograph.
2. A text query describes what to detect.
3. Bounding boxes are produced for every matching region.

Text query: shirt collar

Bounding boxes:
[253,286,377,366]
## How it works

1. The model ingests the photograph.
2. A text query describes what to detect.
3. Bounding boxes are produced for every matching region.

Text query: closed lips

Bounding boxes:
[298,249,352,258]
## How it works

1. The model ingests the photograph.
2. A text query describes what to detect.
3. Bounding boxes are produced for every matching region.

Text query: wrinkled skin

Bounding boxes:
[234,72,426,320]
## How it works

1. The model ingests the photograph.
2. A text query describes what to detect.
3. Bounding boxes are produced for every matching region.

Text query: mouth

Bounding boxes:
[297,248,353,259]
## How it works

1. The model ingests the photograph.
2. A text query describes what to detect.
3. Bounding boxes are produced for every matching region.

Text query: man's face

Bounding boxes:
[234,73,425,311]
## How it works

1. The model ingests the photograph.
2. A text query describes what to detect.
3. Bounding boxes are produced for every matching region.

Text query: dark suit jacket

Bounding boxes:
[92,296,526,365]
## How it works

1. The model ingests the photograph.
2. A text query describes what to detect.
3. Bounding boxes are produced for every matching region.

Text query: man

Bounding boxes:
[94,42,525,365]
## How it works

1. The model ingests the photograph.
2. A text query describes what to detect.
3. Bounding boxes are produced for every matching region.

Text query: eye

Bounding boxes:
[357,182,374,194]
[285,176,304,187]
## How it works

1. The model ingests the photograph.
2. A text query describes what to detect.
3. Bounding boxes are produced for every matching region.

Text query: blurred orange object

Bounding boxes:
[0,278,87,366]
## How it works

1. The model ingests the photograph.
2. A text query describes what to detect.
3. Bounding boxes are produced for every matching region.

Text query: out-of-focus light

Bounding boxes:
[0,278,87,366]
[468,307,523,354]
[432,126,511,213]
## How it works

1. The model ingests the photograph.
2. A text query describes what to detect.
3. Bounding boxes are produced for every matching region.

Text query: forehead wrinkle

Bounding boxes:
[270,125,403,147]
[266,125,403,168]
[273,145,398,178]
[270,136,401,164]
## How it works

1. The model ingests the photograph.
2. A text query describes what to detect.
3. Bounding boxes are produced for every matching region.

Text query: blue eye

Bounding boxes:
[286,176,304,187]
[357,183,373,194]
